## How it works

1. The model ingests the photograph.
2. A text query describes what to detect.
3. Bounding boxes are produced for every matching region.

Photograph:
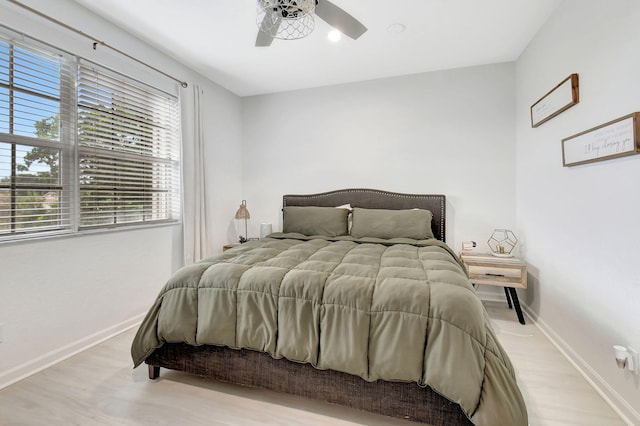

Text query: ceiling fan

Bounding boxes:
[255,0,367,47]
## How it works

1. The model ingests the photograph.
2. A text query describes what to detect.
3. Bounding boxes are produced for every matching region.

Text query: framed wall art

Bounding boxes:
[562,112,640,167]
[531,74,579,128]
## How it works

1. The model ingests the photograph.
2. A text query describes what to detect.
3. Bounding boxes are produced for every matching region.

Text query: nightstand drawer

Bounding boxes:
[460,253,527,289]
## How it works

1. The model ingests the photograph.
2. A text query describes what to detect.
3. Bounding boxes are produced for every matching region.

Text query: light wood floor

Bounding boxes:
[0,302,626,426]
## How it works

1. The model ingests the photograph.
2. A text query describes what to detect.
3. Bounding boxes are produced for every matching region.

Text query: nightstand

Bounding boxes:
[223,243,240,252]
[460,252,527,324]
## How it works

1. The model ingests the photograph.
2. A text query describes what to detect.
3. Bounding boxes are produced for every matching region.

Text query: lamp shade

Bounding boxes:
[234,200,250,220]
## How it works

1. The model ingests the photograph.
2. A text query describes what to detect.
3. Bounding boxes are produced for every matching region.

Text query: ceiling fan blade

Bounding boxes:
[255,13,281,47]
[314,0,367,40]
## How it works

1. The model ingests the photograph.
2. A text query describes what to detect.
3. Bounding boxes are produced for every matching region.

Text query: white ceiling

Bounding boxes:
[73,0,563,97]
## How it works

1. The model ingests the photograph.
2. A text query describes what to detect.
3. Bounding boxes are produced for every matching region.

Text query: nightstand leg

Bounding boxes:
[503,287,513,309]
[507,287,526,325]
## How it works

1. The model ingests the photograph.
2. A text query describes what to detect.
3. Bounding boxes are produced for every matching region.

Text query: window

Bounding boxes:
[0,37,73,239]
[0,30,180,242]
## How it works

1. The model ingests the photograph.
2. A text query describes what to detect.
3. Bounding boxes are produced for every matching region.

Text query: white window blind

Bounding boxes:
[0,25,182,243]
[77,62,180,229]
[0,35,74,240]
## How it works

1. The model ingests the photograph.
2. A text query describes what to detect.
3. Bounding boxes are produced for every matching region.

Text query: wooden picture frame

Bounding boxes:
[562,112,640,167]
[531,74,579,128]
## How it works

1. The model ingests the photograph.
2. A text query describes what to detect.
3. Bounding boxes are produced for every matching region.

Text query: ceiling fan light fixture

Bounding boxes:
[328,29,342,42]
[255,0,367,47]
[257,0,316,40]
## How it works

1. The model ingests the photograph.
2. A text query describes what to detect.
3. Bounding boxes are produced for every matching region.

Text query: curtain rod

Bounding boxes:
[8,0,189,88]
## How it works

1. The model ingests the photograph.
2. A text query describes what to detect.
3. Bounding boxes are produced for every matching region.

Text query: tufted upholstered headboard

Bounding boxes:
[283,188,446,242]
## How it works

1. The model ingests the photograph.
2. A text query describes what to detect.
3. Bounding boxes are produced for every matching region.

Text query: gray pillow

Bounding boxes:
[283,206,349,237]
[350,208,434,240]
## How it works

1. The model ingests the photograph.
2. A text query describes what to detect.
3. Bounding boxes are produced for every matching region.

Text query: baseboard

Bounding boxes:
[0,314,144,390]
[522,305,640,426]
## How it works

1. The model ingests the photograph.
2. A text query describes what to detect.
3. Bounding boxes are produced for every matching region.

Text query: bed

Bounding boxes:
[131,188,527,425]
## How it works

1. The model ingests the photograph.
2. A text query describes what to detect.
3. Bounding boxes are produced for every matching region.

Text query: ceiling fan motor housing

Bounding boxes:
[257,0,316,39]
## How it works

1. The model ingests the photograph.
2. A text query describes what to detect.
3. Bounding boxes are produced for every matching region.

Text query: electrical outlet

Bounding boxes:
[629,347,639,375]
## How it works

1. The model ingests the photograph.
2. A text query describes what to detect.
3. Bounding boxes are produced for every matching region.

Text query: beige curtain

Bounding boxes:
[183,84,211,264]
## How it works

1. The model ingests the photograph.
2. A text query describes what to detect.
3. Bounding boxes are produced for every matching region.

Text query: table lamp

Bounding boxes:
[234,200,250,243]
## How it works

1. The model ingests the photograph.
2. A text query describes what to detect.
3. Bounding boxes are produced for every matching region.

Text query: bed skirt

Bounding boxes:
[146,343,473,425]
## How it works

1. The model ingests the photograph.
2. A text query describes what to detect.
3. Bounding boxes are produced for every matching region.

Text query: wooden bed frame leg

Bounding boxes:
[148,365,160,380]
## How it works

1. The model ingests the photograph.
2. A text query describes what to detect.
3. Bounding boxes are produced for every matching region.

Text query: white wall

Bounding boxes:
[516,0,640,421]
[242,63,517,252]
[0,0,242,387]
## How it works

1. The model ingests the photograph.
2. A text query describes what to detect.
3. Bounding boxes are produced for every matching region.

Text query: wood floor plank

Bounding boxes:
[0,302,626,425]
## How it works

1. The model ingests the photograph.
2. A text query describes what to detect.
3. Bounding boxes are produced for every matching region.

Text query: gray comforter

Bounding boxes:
[131,234,527,425]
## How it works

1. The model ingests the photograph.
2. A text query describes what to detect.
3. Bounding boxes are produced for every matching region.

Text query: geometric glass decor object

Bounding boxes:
[487,229,518,257]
